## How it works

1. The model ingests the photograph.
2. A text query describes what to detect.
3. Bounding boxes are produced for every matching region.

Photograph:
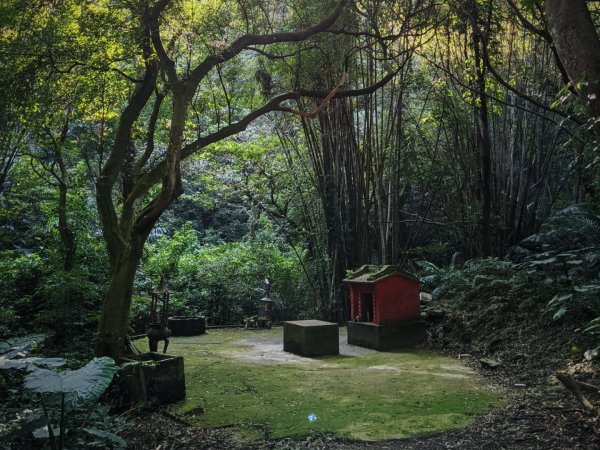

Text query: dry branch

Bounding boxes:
[575,380,600,395]
[556,373,597,414]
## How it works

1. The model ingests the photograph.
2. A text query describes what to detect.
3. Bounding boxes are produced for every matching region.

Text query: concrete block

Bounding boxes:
[347,320,426,351]
[283,320,339,356]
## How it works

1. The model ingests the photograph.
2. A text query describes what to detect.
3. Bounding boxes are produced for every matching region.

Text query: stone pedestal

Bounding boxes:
[283,320,339,356]
[347,320,426,351]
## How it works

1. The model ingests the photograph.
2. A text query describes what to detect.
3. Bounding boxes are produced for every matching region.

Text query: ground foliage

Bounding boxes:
[119,364,600,450]
[156,329,501,441]
[0,341,126,450]
[428,206,599,336]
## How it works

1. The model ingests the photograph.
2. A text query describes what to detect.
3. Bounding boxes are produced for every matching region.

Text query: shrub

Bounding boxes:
[135,221,305,326]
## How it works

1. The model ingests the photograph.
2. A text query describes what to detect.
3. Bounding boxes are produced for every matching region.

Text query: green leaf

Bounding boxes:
[553,306,567,321]
[529,257,557,266]
[24,357,116,409]
[547,293,572,306]
[32,425,62,439]
[582,323,600,334]
[574,284,600,293]
[0,357,66,371]
[82,427,127,446]
[0,412,47,442]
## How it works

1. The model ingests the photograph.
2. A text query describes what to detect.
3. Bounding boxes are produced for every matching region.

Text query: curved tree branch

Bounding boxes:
[287,73,347,118]
[186,0,349,90]
[148,0,178,84]
[123,67,400,212]
[97,54,158,265]
[135,90,165,175]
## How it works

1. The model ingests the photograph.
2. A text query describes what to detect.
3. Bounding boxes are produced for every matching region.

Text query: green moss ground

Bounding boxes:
[137,328,503,441]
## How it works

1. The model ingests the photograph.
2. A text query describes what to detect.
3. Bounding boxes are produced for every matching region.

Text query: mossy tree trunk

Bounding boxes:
[94,237,146,359]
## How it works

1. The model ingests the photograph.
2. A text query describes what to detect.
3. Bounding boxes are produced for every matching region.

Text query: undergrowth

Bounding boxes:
[419,204,600,356]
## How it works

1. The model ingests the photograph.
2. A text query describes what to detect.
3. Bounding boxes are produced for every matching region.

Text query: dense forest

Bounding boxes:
[1,0,600,449]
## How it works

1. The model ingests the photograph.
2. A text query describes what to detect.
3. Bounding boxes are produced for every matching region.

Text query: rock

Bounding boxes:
[423,309,445,321]
[479,358,501,369]
[120,353,186,404]
[584,347,599,361]
[168,316,206,336]
[420,292,433,303]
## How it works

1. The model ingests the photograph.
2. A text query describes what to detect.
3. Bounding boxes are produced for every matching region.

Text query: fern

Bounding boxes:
[418,205,600,335]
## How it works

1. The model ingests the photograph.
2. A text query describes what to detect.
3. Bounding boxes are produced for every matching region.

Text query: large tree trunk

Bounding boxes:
[545,0,600,139]
[94,236,145,359]
[544,0,600,201]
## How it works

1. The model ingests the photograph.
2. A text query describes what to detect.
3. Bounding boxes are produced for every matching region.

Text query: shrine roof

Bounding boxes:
[342,265,418,284]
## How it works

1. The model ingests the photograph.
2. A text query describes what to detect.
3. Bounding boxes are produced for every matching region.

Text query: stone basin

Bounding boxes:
[168,316,206,336]
[121,352,185,403]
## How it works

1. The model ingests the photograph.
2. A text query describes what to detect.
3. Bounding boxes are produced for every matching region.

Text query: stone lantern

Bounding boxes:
[257,278,273,327]
[147,278,171,353]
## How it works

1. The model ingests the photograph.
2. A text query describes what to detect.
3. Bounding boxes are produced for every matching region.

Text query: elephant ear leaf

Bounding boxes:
[23,367,65,393]
[25,357,117,409]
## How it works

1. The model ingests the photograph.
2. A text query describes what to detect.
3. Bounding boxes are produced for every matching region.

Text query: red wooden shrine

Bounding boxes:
[344,265,420,325]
